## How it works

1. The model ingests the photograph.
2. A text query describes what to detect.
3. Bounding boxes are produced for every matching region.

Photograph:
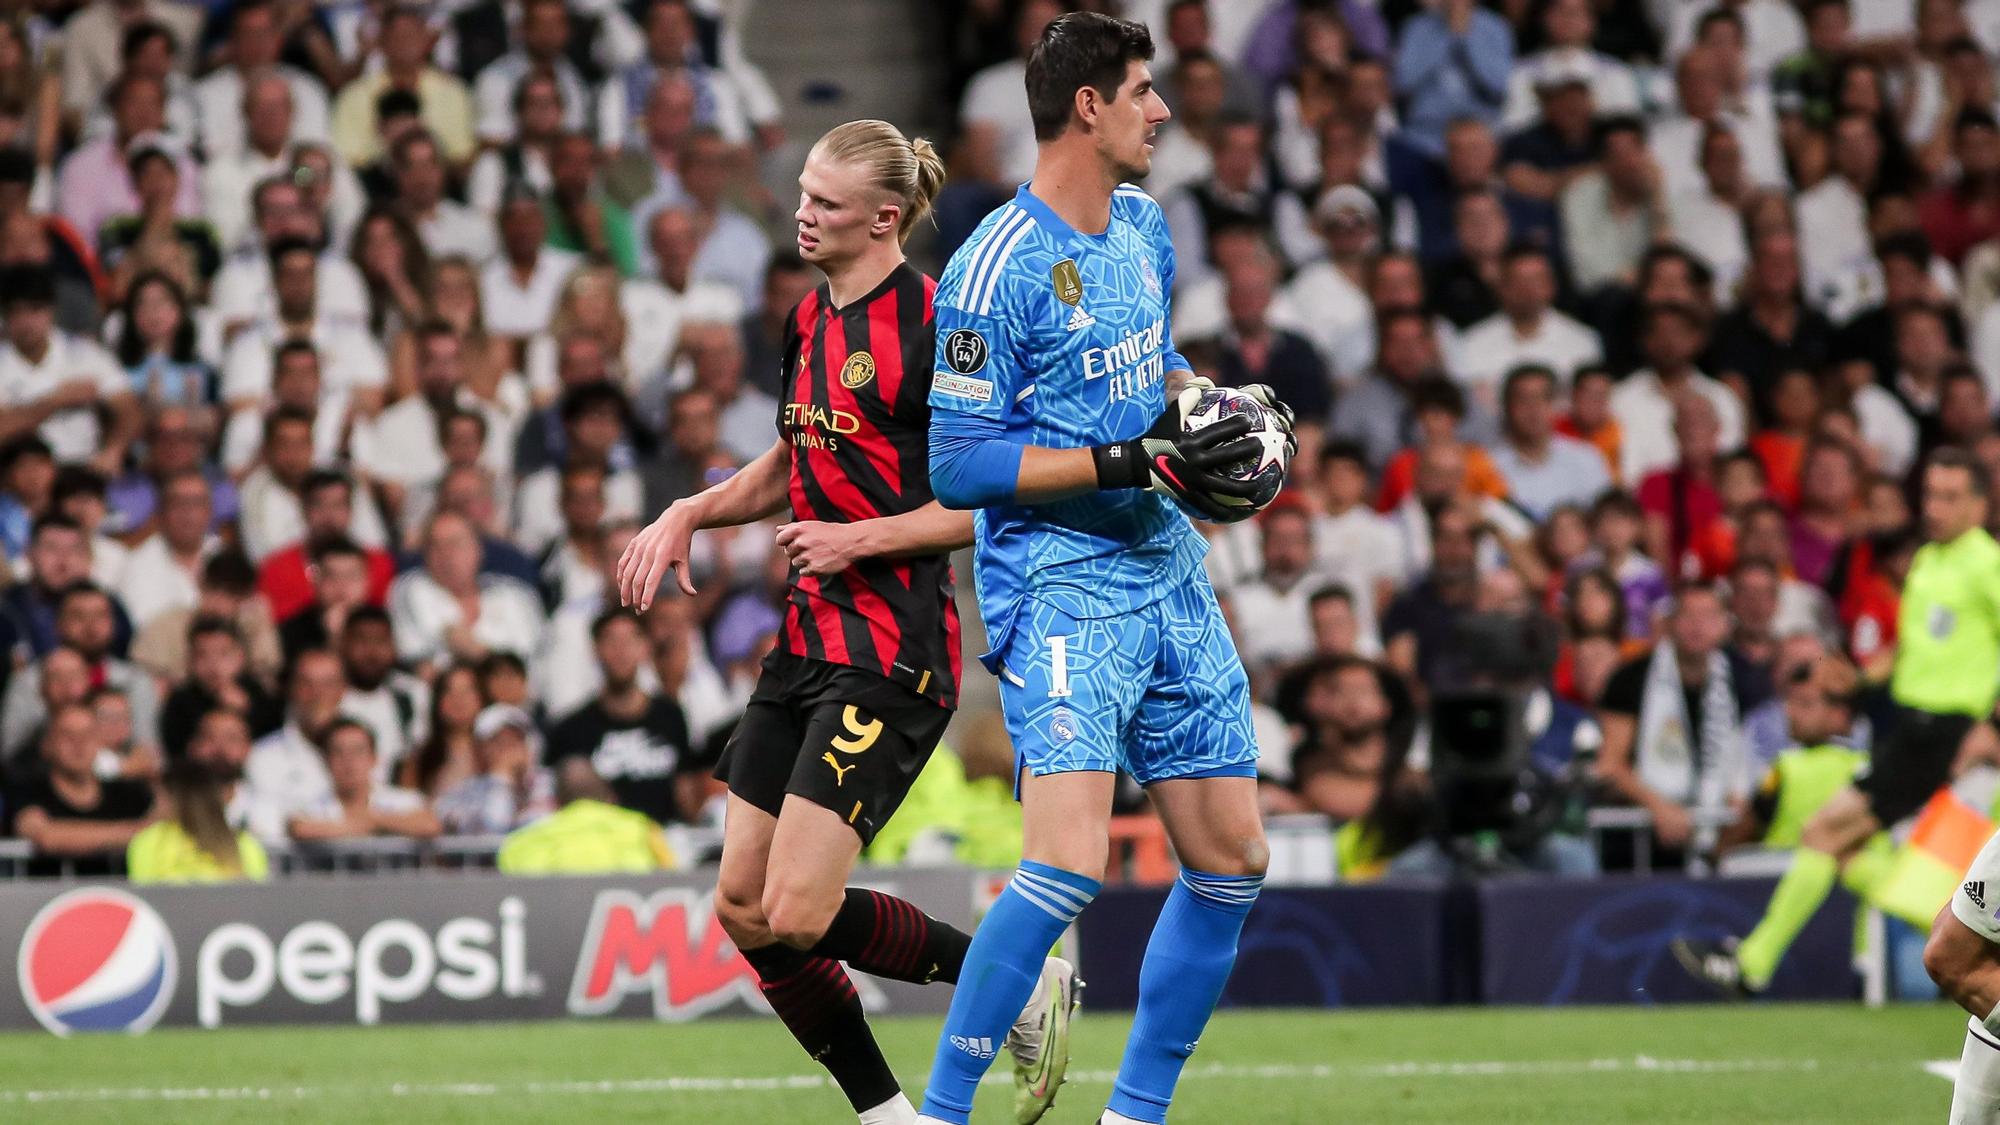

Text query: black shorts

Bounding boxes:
[714,650,952,844]
[1855,707,1974,825]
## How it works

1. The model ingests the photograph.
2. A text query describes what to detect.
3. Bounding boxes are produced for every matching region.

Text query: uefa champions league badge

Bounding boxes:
[1049,707,1078,744]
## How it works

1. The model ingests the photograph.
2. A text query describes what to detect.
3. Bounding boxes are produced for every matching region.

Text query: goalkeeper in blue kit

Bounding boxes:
[917,13,1294,1125]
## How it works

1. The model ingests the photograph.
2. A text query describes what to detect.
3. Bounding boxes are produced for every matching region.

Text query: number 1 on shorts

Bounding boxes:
[1048,635,1072,698]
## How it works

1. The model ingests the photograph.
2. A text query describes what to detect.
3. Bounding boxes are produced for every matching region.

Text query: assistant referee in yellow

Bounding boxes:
[1675,446,2000,996]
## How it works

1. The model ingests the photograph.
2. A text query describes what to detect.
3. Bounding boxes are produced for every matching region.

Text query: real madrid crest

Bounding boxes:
[841,351,876,389]
[1051,259,1084,306]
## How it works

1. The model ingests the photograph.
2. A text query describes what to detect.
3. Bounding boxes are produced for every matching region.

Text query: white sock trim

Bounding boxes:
[857,1091,915,1125]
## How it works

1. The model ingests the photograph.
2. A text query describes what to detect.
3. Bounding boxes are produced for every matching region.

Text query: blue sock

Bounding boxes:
[1107,868,1263,1123]
[918,861,1100,1123]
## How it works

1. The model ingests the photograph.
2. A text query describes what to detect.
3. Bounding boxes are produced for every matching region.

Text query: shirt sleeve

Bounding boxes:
[927,272,1028,508]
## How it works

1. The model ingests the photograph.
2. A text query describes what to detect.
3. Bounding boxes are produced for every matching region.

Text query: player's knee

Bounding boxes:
[761,882,840,950]
[1208,832,1270,879]
[713,882,769,946]
[1926,911,1979,992]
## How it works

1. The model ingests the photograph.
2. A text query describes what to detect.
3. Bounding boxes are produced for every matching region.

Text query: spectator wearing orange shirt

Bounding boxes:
[1636,393,1726,582]
[1556,364,1623,485]
[1375,377,1508,512]
[1749,367,1819,508]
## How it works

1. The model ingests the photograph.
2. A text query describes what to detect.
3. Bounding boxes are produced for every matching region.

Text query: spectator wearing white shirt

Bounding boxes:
[675,318,779,463]
[1307,441,1403,645]
[219,341,350,473]
[1276,185,1382,385]
[1454,247,1602,410]
[350,324,514,515]
[336,608,430,786]
[514,386,645,557]
[389,131,496,264]
[636,129,767,310]
[1144,49,1224,202]
[1666,124,1752,303]
[1611,303,1748,482]
[480,187,583,339]
[596,0,754,151]
[1490,364,1614,520]
[1228,504,1335,681]
[242,648,345,841]
[0,267,138,471]
[1165,116,1319,290]
[1561,117,1670,298]
[467,72,564,215]
[606,70,696,219]
[219,238,388,417]
[472,0,592,144]
[1796,112,1897,318]
[286,718,441,842]
[1667,0,1807,81]
[209,178,371,335]
[192,1,330,161]
[117,471,217,628]
[1501,0,1642,129]
[237,415,392,562]
[1650,45,1786,201]
[390,511,547,677]
[202,72,318,253]
[524,263,679,405]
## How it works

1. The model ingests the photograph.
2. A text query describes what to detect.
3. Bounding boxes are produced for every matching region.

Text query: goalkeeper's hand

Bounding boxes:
[1090,377,1263,521]
[1235,382,1298,461]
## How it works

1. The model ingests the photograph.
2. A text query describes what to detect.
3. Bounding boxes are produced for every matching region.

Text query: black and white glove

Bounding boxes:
[1090,377,1263,521]
[1235,382,1298,462]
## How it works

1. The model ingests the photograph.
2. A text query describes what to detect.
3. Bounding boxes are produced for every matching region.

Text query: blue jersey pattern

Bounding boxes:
[930,184,1256,786]
[929,183,1204,670]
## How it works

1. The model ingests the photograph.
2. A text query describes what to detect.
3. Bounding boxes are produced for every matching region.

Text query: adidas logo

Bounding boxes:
[949,1035,997,1060]
[1066,305,1096,332]
[1968,881,1988,910]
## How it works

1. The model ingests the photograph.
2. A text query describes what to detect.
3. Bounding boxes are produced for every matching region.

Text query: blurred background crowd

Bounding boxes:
[0,0,1992,881]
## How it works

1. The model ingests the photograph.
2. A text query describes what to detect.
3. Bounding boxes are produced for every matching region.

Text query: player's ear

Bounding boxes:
[1074,83,1101,130]
[872,201,900,239]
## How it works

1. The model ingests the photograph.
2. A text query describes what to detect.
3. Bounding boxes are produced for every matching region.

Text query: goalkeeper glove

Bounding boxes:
[1089,377,1263,522]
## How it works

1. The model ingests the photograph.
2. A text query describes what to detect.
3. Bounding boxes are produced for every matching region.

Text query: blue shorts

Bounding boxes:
[994,570,1257,786]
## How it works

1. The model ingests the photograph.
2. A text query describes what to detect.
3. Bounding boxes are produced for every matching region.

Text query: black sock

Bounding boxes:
[809,887,974,985]
[737,942,900,1112]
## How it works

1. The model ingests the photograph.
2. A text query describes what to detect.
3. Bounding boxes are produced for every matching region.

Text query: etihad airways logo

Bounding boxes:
[783,403,862,451]
[1081,317,1166,402]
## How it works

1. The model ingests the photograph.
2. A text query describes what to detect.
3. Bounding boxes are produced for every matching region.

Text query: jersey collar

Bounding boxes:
[1010,183,1110,254]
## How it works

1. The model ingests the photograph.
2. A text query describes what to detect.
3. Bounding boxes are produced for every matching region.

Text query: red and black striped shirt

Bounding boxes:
[777,263,961,708]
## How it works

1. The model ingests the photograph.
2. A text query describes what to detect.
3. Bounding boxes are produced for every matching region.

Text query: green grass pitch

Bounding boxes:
[0,1004,1968,1123]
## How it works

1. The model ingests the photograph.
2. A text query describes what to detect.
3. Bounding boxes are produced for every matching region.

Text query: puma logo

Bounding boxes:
[823,752,856,786]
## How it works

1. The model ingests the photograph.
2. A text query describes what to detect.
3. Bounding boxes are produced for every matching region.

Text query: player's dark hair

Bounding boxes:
[1025,12,1155,142]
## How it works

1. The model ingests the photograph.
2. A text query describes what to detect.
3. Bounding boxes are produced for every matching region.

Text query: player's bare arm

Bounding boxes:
[775,503,975,577]
[617,438,792,609]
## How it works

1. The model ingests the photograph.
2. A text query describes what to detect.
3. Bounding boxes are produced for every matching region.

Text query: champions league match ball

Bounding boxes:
[1179,385,1292,522]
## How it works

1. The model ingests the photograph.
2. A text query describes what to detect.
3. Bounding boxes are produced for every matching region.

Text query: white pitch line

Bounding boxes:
[0,1056,1834,1106]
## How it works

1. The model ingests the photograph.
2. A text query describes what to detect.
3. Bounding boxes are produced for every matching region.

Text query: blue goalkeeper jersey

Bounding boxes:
[928,183,1204,673]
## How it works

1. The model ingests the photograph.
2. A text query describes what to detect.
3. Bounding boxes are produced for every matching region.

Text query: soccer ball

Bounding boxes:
[1178,385,1292,522]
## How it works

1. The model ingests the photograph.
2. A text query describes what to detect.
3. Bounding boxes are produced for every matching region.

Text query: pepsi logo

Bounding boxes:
[18,888,177,1036]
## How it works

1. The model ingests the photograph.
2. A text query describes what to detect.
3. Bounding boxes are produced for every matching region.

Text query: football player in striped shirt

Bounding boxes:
[616,120,1072,1125]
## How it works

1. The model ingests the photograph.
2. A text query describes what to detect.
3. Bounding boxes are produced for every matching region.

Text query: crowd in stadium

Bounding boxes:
[0,0,1994,881]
